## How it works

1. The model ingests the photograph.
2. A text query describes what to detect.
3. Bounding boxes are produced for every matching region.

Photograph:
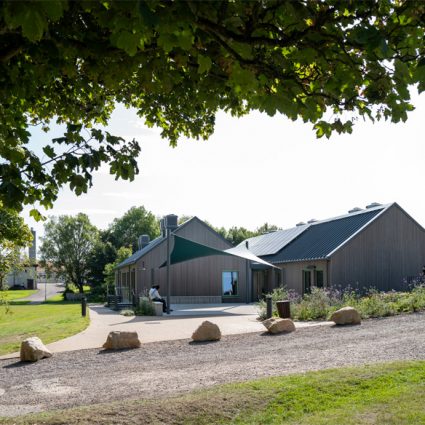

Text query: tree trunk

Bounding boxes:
[77,280,84,293]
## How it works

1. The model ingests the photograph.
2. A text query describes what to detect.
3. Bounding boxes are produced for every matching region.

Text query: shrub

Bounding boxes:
[257,280,425,322]
[257,286,288,320]
[134,298,156,316]
[292,287,344,321]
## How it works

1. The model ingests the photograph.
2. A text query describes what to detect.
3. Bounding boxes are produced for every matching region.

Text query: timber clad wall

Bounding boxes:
[329,205,425,291]
[117,204,425,302]
[279,260,329,294]
[130,218,249,302]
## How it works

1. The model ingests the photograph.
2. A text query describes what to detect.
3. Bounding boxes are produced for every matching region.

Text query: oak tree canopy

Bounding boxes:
[1,1,424,215]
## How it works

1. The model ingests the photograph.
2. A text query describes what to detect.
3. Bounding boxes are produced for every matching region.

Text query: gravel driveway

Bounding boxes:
[1,312,424,417]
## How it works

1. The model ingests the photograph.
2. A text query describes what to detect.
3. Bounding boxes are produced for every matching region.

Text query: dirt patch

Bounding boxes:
[30,378,76,396]
[0,312,424,418]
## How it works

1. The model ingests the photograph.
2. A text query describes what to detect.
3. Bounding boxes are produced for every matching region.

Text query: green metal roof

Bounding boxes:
[262,205,388,263]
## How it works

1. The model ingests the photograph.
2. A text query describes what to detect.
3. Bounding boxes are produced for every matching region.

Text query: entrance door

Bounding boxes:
[120,272,131,303]
[253,271,266,301]
[315,270,324,288]
[303,270,312,294]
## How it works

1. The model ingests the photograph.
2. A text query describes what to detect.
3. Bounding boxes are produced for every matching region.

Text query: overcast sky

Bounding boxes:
[25,91,425,241]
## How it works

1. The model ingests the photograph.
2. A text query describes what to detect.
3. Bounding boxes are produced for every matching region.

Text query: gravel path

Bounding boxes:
[1,312,424,417]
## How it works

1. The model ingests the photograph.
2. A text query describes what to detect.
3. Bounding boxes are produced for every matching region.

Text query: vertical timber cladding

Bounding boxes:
[329,204,425,291]
[132,217,248,301]
[278,260,329,294]
[135,240,167,295]
[169,218,247,301]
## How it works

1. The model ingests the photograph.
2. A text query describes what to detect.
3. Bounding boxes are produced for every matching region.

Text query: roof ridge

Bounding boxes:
[309,203,392,227]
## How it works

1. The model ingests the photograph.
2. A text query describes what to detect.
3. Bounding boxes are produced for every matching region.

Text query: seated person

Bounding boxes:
[148,284,171,313]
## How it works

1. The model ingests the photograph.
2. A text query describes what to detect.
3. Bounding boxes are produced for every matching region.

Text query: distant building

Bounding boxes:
[6,228,38,289]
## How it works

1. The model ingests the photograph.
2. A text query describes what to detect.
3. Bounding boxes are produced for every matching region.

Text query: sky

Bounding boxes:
[25,91,425,242]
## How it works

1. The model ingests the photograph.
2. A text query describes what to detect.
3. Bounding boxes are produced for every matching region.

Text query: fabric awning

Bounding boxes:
[160,235,276,268]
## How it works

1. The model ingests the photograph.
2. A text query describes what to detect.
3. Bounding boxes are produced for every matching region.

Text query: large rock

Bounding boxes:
[263,318,296,334]
[102,331,141,350]
[20,337,52,362]
[330,306,361,325]
[191,321,221,342]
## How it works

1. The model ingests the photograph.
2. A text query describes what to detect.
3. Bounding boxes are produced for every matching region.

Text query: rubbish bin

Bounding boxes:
[276,300,290,318]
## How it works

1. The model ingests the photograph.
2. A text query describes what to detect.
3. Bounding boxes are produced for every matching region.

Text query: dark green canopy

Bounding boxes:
[160,235,276,268]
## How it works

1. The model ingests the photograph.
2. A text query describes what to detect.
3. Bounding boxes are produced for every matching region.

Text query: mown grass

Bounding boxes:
[0,303,89,355]
[43,284,92,303]
[2,361,424,425]
[1,290,37,301]
[44,293,66,303]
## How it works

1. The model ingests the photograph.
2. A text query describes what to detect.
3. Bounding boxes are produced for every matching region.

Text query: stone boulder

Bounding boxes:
[263,318,296,334]
[103,331,141,350]
[20,337,52,362]
[330,306,361,325]
[191,321,221,342]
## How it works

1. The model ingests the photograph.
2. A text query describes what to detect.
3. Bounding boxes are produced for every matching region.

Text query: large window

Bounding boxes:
[222,271,238,296]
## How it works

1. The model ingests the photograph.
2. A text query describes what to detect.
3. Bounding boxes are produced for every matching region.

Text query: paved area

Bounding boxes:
[17,283,64,303]
[0,303,331,359]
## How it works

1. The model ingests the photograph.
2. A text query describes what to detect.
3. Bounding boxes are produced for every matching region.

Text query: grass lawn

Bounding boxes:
[45,293,64,302]
[4,361,424,424]
[44,285,91,303]
[0,302,89,356]
[1,290,37,301]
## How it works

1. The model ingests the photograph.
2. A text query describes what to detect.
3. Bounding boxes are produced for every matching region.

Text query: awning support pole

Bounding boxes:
[166,229,171,314]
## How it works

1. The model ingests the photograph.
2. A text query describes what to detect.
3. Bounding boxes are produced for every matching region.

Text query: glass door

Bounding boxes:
[303,270,312,294]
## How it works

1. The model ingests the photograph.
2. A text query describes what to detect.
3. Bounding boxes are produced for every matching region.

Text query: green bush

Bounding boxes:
[257,286,289,320]
[292,287,343,321]
[258,282,425,322]
[134,298,156,316]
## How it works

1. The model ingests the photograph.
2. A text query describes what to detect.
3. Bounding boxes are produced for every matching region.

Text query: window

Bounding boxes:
[315,270,324,288]
[222,271,238,296]
[303,270,312,294]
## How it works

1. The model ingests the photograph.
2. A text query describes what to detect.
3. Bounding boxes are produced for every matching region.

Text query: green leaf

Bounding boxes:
[112,31,140,56]
[174,29,194,51]
[138,1,159,27]
[197,55,212,74]
[19,9,46,41]
[157,33,177,53]
[69,175,88,196]
[413,60,425,93]
[43,146,56,159]
[6,147,26,163]
[29,208,46,222]
[40,1,65,21]
[314,121,332,139]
